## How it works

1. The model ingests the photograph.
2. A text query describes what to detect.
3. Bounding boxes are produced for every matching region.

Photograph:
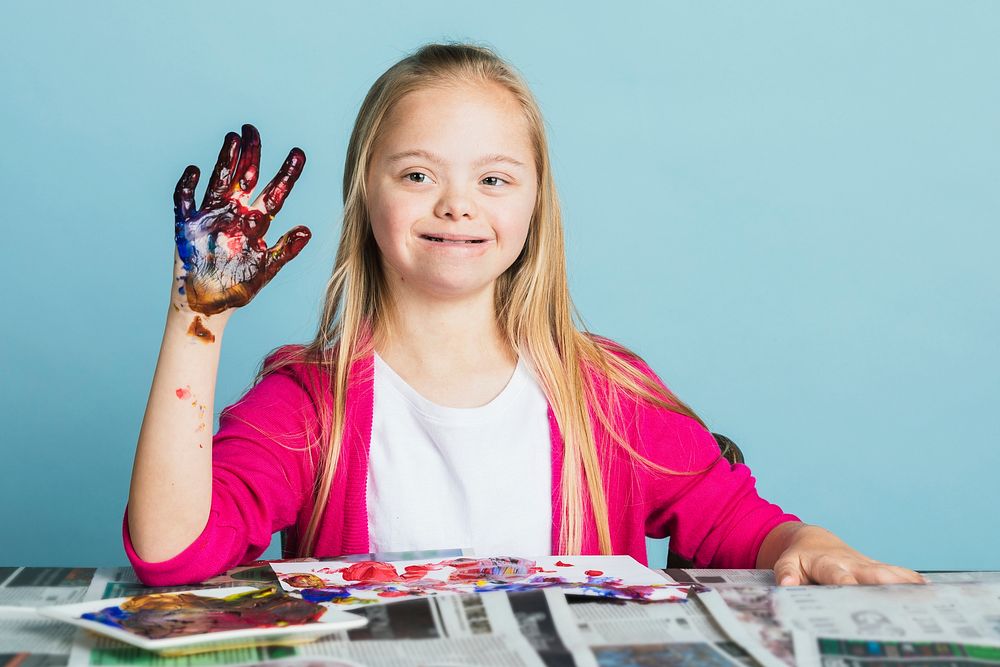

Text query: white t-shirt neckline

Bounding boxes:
[372,352,530,425]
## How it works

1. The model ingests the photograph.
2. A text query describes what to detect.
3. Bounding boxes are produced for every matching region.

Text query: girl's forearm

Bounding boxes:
[127,301,232,562]
[756,520,808,569]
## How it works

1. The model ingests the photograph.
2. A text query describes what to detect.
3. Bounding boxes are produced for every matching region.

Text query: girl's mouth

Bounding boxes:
[420,234,487,244]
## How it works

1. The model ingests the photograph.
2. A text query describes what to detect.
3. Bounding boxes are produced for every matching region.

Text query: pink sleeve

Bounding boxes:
[122,351,321,585]
[639,408,799,568]
[621,356,800,568]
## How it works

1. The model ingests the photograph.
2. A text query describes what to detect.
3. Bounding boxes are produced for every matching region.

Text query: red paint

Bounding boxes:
[585,570,604,577]
[340,561,401,583]
[226,235,244,255]
[400,565,435,580]
[175,387,191,400]
[554,560,574,567]
[377,590,410,598]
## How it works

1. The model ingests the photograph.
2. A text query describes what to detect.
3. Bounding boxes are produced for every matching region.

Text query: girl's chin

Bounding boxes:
[402,275,500,301]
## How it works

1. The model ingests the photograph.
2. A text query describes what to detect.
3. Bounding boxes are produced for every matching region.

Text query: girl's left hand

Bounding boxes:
[761,522,927,586]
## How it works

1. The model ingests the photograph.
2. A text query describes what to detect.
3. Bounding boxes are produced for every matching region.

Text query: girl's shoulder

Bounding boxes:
[220,344,333,423]
[582,332,669,389]
[583,333,716,468]
[261,343,320,371]
[582,331,704,424]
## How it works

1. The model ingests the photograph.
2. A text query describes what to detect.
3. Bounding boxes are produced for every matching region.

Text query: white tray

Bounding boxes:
[36,586,367,654]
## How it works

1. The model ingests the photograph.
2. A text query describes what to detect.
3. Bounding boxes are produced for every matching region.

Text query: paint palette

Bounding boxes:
[37,586,367,655]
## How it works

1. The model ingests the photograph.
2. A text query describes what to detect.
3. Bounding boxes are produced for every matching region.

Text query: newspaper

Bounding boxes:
[567,589,760,666]
[663,568,1000,587]
[774,581,1000,647]
[11,563,1000,667]
[0,568,96,607]
[664,569,778,587]
[666,569,1000,667]
[0,567,98,666]
[921,571,1000,584]
[287,589,589,667]
[661,569,797,666]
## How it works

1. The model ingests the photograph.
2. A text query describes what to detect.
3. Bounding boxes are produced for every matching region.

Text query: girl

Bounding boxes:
[126,42,924,588]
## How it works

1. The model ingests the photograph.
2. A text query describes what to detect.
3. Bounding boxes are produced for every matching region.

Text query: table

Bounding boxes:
[2,564,999,666]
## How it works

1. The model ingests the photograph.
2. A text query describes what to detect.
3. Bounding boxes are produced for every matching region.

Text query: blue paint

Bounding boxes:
[82,604,130,629]
[174,220,196,272]
[301,587,352,603]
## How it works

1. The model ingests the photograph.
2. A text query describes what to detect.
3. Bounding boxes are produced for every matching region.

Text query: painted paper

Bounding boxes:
[272,555,694,610]
[79,586,326,640]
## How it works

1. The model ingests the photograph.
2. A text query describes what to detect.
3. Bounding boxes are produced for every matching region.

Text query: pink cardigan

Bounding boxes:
[123,343,799,585]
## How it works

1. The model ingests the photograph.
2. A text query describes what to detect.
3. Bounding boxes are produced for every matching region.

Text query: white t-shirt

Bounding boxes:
[366,352,552,556]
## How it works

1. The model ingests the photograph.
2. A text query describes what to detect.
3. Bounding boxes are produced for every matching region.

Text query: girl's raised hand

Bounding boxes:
[172,123,311,316]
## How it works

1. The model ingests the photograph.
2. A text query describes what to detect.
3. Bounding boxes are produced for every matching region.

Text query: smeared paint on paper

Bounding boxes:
[272,555,694,611]
[80,586,324,640]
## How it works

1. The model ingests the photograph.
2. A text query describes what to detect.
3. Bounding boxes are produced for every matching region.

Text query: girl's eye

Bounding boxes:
[404,172,428,184]
[482,176,508,186]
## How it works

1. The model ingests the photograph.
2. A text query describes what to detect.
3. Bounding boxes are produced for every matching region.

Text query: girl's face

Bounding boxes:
[365,81,538,300]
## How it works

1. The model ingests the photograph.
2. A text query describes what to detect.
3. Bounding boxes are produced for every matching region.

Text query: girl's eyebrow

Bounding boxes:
[387,148,527,169]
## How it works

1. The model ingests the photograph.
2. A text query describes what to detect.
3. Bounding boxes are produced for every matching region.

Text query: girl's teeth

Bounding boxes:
[426,237,483,244]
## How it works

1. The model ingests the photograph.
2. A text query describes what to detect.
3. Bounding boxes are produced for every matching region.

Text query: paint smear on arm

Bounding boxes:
[187,316,216,343]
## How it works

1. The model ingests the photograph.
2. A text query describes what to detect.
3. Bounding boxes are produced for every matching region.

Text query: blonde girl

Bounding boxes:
[126,42,924,588]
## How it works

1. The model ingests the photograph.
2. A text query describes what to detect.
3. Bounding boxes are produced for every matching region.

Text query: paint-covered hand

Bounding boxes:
[172,123,311,316]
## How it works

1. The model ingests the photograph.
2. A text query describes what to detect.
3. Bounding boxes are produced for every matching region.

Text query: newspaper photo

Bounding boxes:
[793,630,1000,666]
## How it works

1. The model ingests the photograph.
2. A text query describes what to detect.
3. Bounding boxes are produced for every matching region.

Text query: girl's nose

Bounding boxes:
[434,185,477,221]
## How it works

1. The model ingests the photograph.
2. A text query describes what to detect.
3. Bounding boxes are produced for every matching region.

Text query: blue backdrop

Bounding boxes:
[2,1,997,570]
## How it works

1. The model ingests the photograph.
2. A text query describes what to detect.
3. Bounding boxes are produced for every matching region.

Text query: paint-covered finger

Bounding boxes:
[263,226,312,283]
[174,165,199,222]
[243,209,270,241]
[234,123,262,195]
[202,131,241,209]
[252,147,306,217]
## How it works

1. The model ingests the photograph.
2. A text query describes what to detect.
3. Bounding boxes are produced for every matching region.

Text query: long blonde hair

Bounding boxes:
[263,41,711,557]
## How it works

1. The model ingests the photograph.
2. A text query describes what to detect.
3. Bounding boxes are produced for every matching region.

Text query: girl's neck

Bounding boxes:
[375,282,516,374]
